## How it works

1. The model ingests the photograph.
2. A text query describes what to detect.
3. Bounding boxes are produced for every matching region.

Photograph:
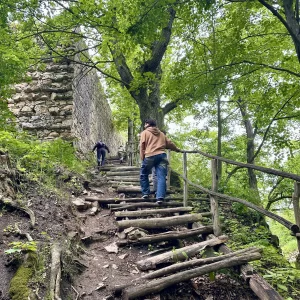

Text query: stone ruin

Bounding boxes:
[7,57,122,155]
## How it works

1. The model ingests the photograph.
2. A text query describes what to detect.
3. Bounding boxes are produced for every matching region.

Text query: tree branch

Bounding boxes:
[252,89,300,161]
[141,7,176,73]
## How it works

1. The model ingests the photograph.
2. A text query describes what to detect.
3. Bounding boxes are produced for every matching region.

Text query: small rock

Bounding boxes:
[103,264,109,268]
[117,231,126,239]
[95,282,105,290]
[67,231,78,239]
[112,264,118,270]
[89,207,98,216]
[118,253,128,259]
[118,193,125,199]
[104,242,119,254]
[90,187,104,194]
[72,198,90,211]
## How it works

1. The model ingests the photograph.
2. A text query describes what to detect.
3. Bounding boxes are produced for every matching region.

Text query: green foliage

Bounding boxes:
[268,210,298,259]
[225,218,300,298]
[0,130,89,186]
[5,241,37,255]
[263,268,300,297]
[0,1,40,98]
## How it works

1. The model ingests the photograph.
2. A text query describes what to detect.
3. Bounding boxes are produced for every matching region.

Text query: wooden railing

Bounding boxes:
[168,150,300,257]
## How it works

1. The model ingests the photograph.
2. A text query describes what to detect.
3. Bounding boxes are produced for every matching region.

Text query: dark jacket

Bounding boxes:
[92,141,110,153]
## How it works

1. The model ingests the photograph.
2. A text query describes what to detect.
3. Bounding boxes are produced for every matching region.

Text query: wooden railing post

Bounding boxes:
[183,152,188,207]
[210,159,221,236]
[128,118,134,166]
[293,181,300,268]
[167,149,171,189]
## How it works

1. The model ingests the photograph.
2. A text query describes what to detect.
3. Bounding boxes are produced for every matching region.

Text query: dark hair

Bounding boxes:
[144,119,157,127]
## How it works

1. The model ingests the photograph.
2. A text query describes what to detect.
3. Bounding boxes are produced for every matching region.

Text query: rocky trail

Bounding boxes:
[68,158,262,300]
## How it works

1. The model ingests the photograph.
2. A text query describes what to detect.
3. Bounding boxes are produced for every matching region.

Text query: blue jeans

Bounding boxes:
[140,153,168,199]
[97,148,106,166]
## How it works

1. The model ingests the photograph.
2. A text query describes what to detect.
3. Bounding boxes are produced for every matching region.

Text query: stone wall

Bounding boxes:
[7,58,122,155]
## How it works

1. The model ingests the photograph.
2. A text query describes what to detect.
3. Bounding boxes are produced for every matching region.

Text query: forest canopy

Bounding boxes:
[1,0,300,210]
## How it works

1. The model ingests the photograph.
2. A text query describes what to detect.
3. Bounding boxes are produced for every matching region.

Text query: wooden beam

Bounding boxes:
[115,207,194,218]
[136,235,228,271]
[123,252,260,299]
[117,213,204,230]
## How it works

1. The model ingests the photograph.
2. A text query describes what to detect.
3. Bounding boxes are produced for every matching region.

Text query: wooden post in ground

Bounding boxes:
[293,181,300,269]
[128,118,134,166]
[167,149,171,189]
[183,152,188,207]
[210,159,221,236]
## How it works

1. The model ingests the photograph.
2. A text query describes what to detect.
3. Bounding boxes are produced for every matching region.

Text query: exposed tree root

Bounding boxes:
[50,243,62,300]
[0,197,35,228]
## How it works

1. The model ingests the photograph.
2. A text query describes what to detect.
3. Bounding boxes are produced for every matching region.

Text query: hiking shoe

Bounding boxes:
[156,198,164,204]
[142,195,149,199]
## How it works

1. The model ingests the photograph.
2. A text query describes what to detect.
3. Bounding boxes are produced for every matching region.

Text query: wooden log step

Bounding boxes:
[123,251,261,299]
[117,213,204,230]
[85,196,155,204]
[115,207,194,218]
[86,196,183,204]
[109,181,152,187]
[116,226,214,246]
[106,171,140,176]
[141,246,262,279]
[105,166,140,172]
[117,186,173,194]
[136,235,228,271]
[106,176,142,182]
[109,202,183,211]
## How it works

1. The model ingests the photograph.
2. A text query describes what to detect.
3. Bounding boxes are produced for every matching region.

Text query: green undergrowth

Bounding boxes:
[0,129,91,188]
[224,217,300,299]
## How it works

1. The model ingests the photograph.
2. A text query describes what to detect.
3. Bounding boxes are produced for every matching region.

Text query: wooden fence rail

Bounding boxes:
[172,149,300,257]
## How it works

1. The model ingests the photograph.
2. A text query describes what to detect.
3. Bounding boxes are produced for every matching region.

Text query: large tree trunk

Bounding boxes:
[237,98,260,202]
[110,8,177,128]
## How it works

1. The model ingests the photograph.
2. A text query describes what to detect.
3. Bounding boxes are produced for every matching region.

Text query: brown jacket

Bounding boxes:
[139,127,180,160]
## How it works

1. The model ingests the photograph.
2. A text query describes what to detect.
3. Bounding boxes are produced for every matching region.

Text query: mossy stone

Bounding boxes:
[9,254,36,300]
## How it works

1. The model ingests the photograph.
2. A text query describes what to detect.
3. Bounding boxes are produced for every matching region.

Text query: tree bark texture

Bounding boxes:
[109,201,183,211]
[115,206,194,218]
[117,213,204,230]
[123,252,261,299]
[141,247,262,279]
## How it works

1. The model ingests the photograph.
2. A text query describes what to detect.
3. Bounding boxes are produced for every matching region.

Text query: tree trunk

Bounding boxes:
[110,8,177,127]
[237,98,260,202]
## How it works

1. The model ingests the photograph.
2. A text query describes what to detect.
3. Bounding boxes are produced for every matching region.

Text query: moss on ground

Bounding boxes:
[9,253,37,300]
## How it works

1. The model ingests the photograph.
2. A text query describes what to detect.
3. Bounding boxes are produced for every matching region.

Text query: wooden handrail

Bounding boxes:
[171,169,299,233]
[182,150,300,182]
